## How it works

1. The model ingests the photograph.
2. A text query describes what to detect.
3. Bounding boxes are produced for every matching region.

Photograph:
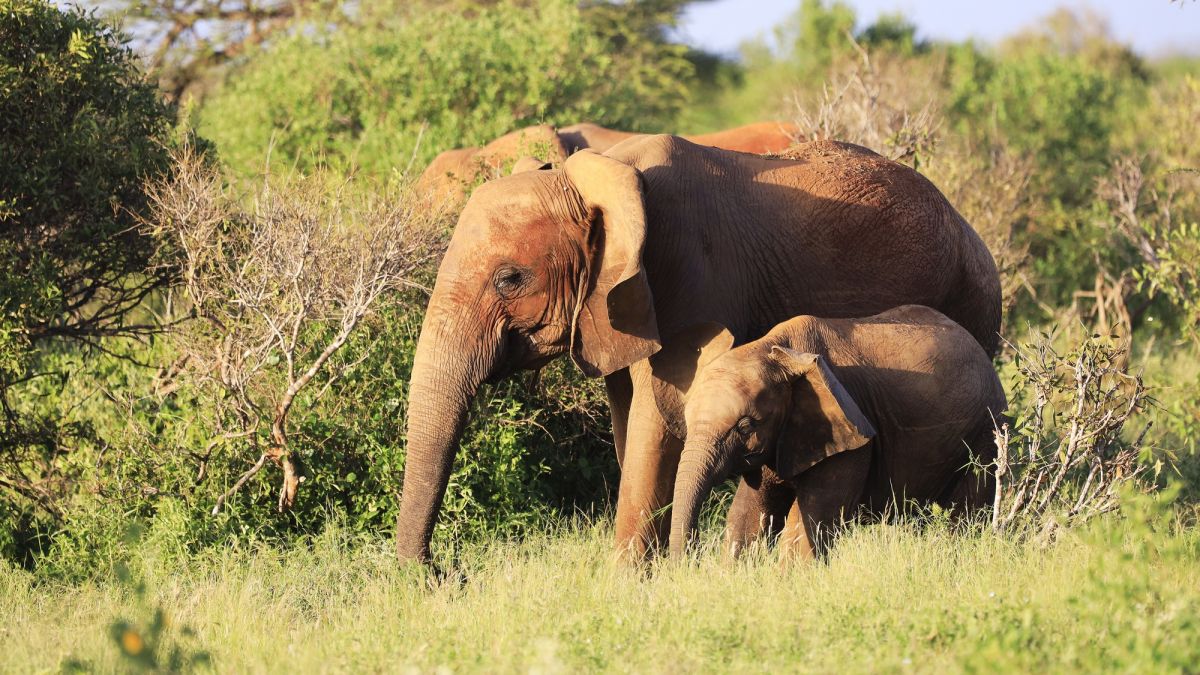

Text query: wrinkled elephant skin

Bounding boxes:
[396,136,1001,564]
[664,305,1006,562]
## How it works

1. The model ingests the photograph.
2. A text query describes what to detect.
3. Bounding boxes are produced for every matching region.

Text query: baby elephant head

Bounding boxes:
[650,323,876,557]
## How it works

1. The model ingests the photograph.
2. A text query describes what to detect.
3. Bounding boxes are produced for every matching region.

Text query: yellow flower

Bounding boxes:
[121,630,144,655]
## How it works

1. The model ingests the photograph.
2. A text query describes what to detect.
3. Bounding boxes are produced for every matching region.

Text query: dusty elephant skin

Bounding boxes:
[415,124,570,204]
[661,305,1007,563]
[395,135,1002,564]
[415,121,801,204]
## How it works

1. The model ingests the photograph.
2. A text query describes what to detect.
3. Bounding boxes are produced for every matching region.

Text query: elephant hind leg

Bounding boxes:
[940,423,998,517]
[940,229,1004,358]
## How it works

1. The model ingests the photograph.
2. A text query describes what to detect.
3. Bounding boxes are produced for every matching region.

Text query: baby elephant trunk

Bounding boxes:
[669,436,724,557]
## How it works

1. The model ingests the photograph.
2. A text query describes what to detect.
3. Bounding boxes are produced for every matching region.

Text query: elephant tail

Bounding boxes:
[942,212,1004,358]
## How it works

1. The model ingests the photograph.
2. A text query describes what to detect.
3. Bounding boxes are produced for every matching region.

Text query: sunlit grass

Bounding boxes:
[3,498,1198,674]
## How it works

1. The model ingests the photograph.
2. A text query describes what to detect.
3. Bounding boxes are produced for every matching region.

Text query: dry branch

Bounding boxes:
[142,145,445,514]
[992,334,1154,537]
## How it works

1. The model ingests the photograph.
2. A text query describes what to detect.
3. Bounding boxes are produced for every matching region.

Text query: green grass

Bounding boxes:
[3,499,1198,674]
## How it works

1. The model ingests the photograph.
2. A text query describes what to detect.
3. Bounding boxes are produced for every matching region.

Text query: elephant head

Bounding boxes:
[657,326,875,557]
[396,150,662,562]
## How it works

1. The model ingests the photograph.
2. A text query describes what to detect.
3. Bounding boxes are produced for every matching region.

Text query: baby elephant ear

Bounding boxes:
[770,346,876,478]
[511,156,553,174]
[649,322,736,439]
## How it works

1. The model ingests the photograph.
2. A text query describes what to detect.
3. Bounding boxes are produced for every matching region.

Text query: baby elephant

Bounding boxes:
[652,305,1005,562]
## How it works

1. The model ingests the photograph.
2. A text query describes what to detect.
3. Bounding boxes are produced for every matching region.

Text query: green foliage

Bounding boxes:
[198,0,693,180]
[678,0,858,130]
[0,0,175,336]
[856,13,924,55]
[944,45,1124,203]
[0,0,176,565]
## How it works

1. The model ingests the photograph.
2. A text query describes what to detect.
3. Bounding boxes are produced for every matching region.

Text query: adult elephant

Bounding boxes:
[559,121,799,155]
[395,135,1001,563]
[416,125,569,204]
[417,122,800,203]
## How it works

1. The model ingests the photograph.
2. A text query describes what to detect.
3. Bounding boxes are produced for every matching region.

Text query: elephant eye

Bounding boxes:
[493,265,528,298]
[736,416,758,435]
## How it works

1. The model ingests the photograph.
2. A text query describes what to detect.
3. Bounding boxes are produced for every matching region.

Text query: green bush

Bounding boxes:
[945,46,1126,204]
[198,0,693,180]
[0,0,176,563]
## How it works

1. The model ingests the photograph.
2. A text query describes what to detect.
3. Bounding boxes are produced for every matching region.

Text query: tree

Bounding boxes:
[196,0,696,179]
[0,0,176,519]
[100,0,336,101]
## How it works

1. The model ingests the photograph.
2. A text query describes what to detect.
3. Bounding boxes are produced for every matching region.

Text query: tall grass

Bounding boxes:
[4,497,1197,673]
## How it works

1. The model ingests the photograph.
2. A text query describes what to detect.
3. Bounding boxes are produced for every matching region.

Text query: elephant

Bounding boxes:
[557,121,800,155]
[415,121,800,204]
[395,134,1002,564]
[415,125,569,204]
[656,305,1007,563]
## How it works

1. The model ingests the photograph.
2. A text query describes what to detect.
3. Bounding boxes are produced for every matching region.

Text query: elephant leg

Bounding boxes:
[779,500,812,565]
[723,467,794,559]
[779,449,871,567]
[613,361,681,563]
[940,423,998,517]
[604,369,633,469]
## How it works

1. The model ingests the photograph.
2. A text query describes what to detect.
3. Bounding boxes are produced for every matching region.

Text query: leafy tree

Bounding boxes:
[0,0,176,546]
[198,0,695,180]
[99,0,336,101]
[857,12,926,56]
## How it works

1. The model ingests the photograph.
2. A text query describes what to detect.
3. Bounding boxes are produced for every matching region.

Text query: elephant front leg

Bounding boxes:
[723,467,794,559]
[604,369,633,469]
[779,449,872,567]
[612,361,681,564]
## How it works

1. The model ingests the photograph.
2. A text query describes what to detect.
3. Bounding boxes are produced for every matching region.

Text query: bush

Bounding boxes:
[992,333,1154,537]
[0,0,176,561]
[197,0,693,180]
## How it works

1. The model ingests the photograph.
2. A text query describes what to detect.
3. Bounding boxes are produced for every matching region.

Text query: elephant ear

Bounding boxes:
[770,346,876,479]
[511,156,553,174]
[648,322,736,439]
[563,150,661,377]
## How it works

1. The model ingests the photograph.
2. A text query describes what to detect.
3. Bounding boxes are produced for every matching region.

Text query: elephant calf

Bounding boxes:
[658,305,1006,562]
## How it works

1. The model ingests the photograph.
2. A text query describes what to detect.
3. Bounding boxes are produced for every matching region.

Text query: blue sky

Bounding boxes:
[677,0,1200,58]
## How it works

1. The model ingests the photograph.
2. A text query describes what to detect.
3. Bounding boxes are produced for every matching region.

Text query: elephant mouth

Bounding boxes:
[739,447,770,471]
[484,327,566,384]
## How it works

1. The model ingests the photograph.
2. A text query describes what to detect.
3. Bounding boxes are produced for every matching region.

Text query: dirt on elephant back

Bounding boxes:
[765,139,885,164]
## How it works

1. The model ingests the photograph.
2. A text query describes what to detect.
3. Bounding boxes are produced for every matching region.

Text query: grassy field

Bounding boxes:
[4,497,1197,673]
[4,3,1200,673]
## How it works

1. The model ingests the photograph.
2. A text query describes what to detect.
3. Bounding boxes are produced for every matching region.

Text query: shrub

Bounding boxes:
[142,146,444,517]
[197,0,693,180]
[0,0,176,559]
[992,333,1155,537]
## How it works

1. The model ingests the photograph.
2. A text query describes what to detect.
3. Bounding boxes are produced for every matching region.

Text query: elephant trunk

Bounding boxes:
[669,435,724,557]
[395,295,501,563]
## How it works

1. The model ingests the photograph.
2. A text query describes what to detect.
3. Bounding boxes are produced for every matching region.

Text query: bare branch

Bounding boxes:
[142,144,448,514]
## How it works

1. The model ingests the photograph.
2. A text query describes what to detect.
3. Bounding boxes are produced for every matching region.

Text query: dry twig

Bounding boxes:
[142,145,445,514]
[992,334,1153,537]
